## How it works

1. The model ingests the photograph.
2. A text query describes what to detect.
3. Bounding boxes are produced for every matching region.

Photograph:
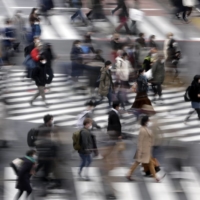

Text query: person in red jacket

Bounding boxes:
[31,43,43,62]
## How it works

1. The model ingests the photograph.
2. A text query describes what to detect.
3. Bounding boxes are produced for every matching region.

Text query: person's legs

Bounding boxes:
[185,109,196,122]
[127,161,140,177]
[38,86,46,102]
[107,88,112,107]
[79,153,87,175]
[157,83,162,97]
[16,190,23,199]
[112,4,121,14]
[30,87,40,103]
[195,108,200,119]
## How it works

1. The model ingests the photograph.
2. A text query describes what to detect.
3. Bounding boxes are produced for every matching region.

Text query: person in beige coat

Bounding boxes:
[126,115,162,182]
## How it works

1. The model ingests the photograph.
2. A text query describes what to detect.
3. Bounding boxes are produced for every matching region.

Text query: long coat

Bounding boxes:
[135,126,153,163]
[151,60,165,84]
[98,67,114,96]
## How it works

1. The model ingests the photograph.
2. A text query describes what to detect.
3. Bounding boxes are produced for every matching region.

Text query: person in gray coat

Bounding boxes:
[151,53,165,101]
[78,118,93,180]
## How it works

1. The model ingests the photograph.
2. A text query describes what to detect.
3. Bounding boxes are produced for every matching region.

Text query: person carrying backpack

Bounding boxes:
[184,75,200,123]
[14,150,37,200]
[73,118,93,180]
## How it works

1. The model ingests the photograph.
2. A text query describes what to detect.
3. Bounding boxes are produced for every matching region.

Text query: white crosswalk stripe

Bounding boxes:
[4,166,200,200]
[1,69,200,142]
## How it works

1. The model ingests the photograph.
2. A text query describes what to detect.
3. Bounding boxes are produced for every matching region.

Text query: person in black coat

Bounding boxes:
[43,43,55,84]
[148,35,157,48]
[107,101,122,140]
[30,55,48,107]
[185,75,200,122]
[15,149,36,200]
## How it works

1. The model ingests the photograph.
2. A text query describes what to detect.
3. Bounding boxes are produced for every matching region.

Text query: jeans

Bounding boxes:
[79,153,92,174]
[71,3,85,21]
[107,87,112,106]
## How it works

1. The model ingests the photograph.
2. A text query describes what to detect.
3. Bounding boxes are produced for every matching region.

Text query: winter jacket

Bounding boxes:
[78,128,93,154]
[31,48,40,62]
[98,67,114,96]
[151,60,165,84]
[32,63,47,86]
[70,46,83,63]
[115,57,131,81]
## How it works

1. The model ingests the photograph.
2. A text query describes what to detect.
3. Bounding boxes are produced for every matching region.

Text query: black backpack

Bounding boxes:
[137,76,148,93]
[184,86,191,102]
[27,128,39,147]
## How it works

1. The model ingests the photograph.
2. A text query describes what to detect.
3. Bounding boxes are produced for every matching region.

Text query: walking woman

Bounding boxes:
[29,8,41,38]
[126,116,162,182]
[131,69,154,119]
[185,75,200,122]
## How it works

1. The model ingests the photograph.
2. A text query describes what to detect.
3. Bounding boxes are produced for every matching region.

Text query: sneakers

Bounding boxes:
[93,154,103,160]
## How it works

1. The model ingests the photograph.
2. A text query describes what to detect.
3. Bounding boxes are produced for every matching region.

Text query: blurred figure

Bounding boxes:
[70,40,83,82]
[70,0,87,25]
[114,0,130,34]
[40,0,54,22]
[126,116,163,182]
[43,43,56,85]
[81,32,95,53]
[142,47,157,72]
[78,118,93,180]
[107,101,122,140]
[77,100,101,129]
[111,0,124,15]
[29,8,41,38]
[131,69,153,120]
[24,36,40,58]
[13,10,26,48]
[15,150,37,200]
[115,52,132,109]
[98,60,114,108]
[135,33,146,48]
[185,75,200,122]
[151,53,165,101]
[30,55,48,107]
[148,35,157,48]
[35,126,59,195]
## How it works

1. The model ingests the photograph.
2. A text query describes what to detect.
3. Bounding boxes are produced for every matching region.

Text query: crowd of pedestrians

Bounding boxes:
[0,0,200,200]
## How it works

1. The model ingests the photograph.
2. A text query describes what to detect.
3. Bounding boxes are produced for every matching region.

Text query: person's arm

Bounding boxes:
[80,130,89,152]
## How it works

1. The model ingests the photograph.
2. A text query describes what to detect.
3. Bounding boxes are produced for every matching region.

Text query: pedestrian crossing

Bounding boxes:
[1,69,200,143]
[4,166,200,200]
[0,11,196,41]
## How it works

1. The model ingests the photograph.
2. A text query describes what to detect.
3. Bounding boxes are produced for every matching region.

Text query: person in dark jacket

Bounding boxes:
[114,0,130,34]
[43,43,56,84]
[78,118,93,180]
[70,40,84,82]
[30,56,48,107]
[131,69,154,120]
[149,35,157,48]
[185,75,200,122]
[107,101,122,140]
[15,150,37,200]
[135,33,146,48]
[151,53,165,101]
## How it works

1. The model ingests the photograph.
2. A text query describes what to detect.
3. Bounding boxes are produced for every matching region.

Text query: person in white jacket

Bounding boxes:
[115,52,132,108]
[116,52,132,84]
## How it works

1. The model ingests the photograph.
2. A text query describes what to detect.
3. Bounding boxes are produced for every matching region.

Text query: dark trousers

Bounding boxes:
[152,82,162,97]
[79,153,92,174]
[16,189,33,200]
[46,67,54,84]
[185,108,200,121]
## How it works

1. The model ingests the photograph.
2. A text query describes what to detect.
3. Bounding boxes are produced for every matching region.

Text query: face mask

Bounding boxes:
[161,59,165,63]
[169,36,173,39]
[33,155,38,160]
[77,44,81,48]
[89,125,92,130]
[34,10,38,14]
[109,66,112,70]
[41,60,46,64]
